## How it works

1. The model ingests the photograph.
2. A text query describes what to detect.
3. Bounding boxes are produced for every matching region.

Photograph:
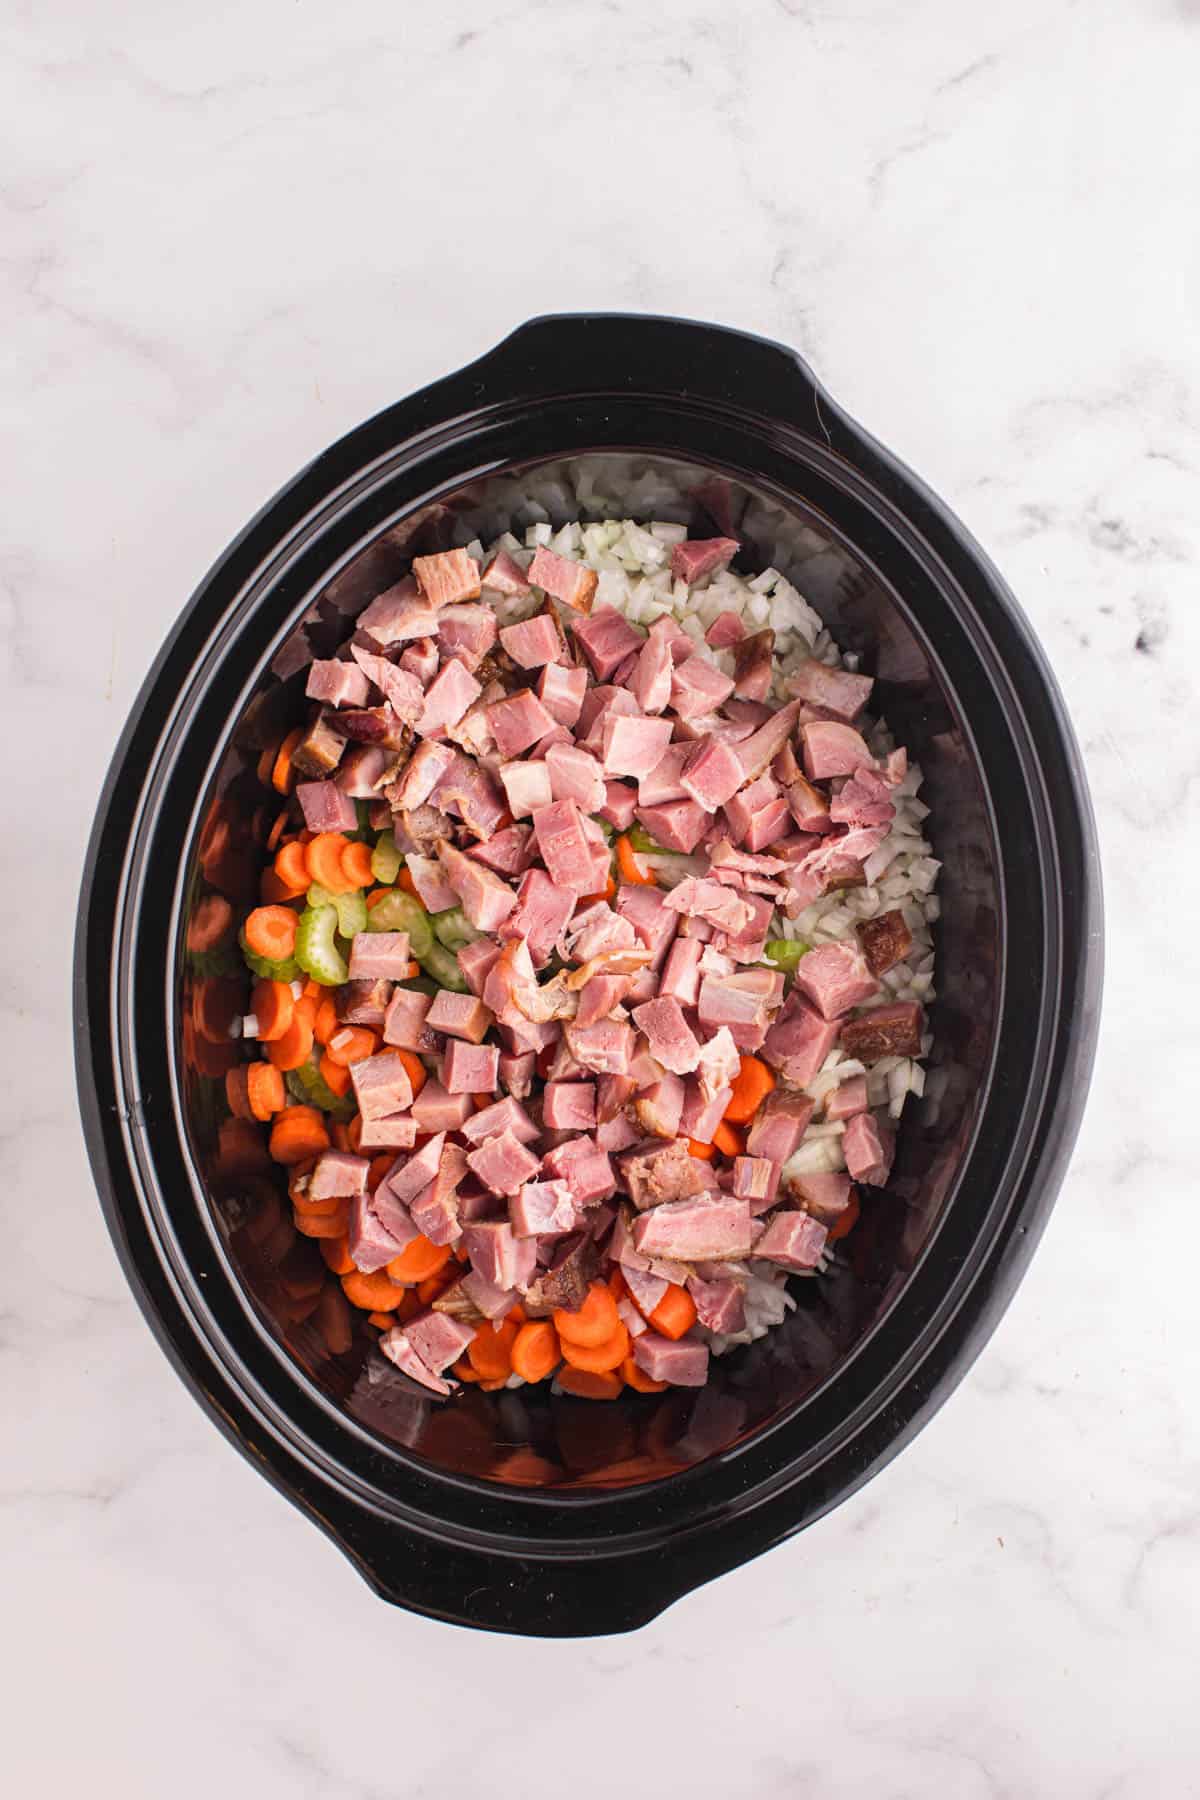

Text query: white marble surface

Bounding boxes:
[4,0,1197,1791]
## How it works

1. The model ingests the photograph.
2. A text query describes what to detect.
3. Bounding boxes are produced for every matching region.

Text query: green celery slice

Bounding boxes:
[370,834,403,885]
[419,941,469,992]
[764,937,811,972]
[365,890,433,960]
[295,905,349,986]
[431,905,483,952]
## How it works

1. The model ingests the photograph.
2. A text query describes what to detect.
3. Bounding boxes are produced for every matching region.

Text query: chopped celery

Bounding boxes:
[627,824,680,855]
[419,941,469,992]
[366,890,433,960]
[295,905,349,986]
[764,937,811,971]
[307,884,367,939]
[286,1057,357,1118]
[432,905,483,952]
[370,834,403,885]
[237,927,299,983]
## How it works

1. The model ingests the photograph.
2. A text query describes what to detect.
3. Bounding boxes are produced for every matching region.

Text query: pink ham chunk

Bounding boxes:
[437,603,498,670]
[467,1130,541,1197]
[602,714,674,780]
[563,1018,635,1076]
[786,657,874,721]
[489,689,556,758]
[680,734,746,812]
[596,1112,641,1154]
[576,973,632,1027]
[679,1077,731,1145]
[480,548,532,596]
[826,1074,869,1120]
[659,936,702,1006]
[499,613,562,668]
[404,1309,476,1375]
[839,1000,924,1062]
[786,773,833,834]
[411,1079,474,1132]
[380,1327,455,1395]
[633,1193,753,1261]
[843,1111,896,1185]
[633,1331,710,1386]
[620,1139,715,1210]
[542,1137,616,1206]
[416,658,483,739]
[357,579,439,646]
[571,605,645,680]
[634,799,707,853]
[469,823,534,878]
[697,967,782,1052]
[296,780,359,834]
[438,840,518,932]
[349,1051,414,1122]
[412,548,482,608]
[306,660,370,709]
[425,989,494,1044]
[532,799,598,892]
[498,1049,537,1099]
[734,698,805,784]
[348,1189,410,1273]
[631,997,702,1075]
[545,742,605,813]
[791,1170,855,1228]
[761,991,840,1086]
[633,1074,685,1140]
[791,939,879,1019]
[688,1273,746,1334]
[669,656,735,720]
[746,1088,815,1163]
[308,1149,369,1200]
[694,1027,741,1103]
[615,883,679,961]
[830,765,896,831]
[335,744,393,798]
[637,743,690,808]
[390,739,456,810]
[801,720,875,780]
[670,537,739,584]
[442,1040,500,1094]
[597,780,638,831]
[527,545,598,612]
[462,1218,537,1291]
[510,1179,576,1238]
[543,1080,598,1130]
[537,661,588,729]
[462,1096,539,1146]
[384,1132,447,1205]
[460,1268,519,1319]
[731,629,775,703]
[356,1114,418,1152]
[662,878,754,936]
[499,868,577,964]
[755,1209,828,1271]
[399,639,440,685]
[382,986,433,1051]
[732,1156,779,1210]
[499,759,552,820]
[630,629,673,714]
[705,610,747,649]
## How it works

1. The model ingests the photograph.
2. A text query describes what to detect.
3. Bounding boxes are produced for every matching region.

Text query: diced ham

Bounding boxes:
[461,1218,537,1291]
[634,799,707,853]
[695,1026,741,1102]
[602,713,674,780]
[792,940,879,1020]
[308,1149,369,1200]
[542,1137,616,1205]
[618,1296,648,1337]
[633,1193,752,1260]
[680,734,746,812]
[500,613,562,669]
[615,883,679,962]
[619,1137,714,1210]
[633,1330,710,1386]
[348,1189,408,1273]
[335,744,394,798]
[631,997,702,1075]
[521,1232,598,1316]
[786,773,833,833]
[383,1132,447,1205]
[687,1273,746,1334]
[785,657,874,721]
[732,628,774,702]
[670,537,739,584]
[438,839,518,932]
[575,973,633,1027]
[416,658,483,740]
[596,779,637,831]
[349,646,426,723]
[545,742,605,813]
[856,909,914,977]
[790,1170,854,1227]
[435,756,508,842]
[404,853,458,914]
[801,720,875,780]
[409,1176,463,1246]
[732,1156,778,1210]
[356,1114,418,1152]
[425,989,494,1044]
[637,743,690,808]
[630,629,673,714]
[334,704,410,752]
[843,1111,896,1185]
[525,545,597,612]
[563,1018,635,1076]
[412,548,482,608]
[469,823,534,877]
[348,931,411,983]
[460,1268,519,1319]
[480,548,532,596]
[382,986,434,1051]
[826,1074,869,1120]
[497,1049,537,1100]
[499,758,552,820]
[733,698,805,784]
[754,1209,828,1271]
[306,659,370,709]
[669,656,735,720]
[782,825,888,913]
[659,936,702,1006]
[570,605,644,680]
[466,1129,541,1197]
[536,661,588,729]
[746,1088,815,1162]
[296,780,359,834]
[830,765,896,831]
[621,1262,668,1318]
[335,977,392,1028]
[543,1080,598,1130]
[379,1327,454,1395]
[442,1039,500,1094]
[679,1077,731,1145]
[390,739,456,810]
[358,578,439,645]
[510,1179,576,1238]
[705,610,747,649]
[349,1051,414,1121]
[577,684,638,753]
[761,990,840,1085]
[489,689,556,758]
[454,939,502,1002]
[532,798,597,892]
[437,602,498,670]
[662,878,753,936]
[404,1309,477,1374]
[410,1079,474,1132]
[595,1111,640,1154]
[497,867,577,966]
[697,967,781,1052]
[839,1000,924,1061]
[399,638,440,685]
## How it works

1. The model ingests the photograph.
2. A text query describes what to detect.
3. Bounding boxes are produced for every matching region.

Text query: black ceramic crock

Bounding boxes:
[75,314,1102,1636]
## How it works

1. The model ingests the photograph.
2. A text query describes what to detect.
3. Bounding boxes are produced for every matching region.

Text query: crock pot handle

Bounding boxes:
[456,311,845,446]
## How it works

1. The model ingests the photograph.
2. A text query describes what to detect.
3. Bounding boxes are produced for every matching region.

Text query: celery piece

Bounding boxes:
[365,890,433,960]
[419,941,469,993]
[432,905,483,952]
[294,905,349,987]
[370,834,403,885]
[764,938,811,972]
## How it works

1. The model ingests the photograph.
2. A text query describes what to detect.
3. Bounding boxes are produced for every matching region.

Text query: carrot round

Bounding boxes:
[271,727,304,794]
[251,977,295,1043]
[312,996,339,1047]
[293,1204,350,1239]
[274,840,311,895]
[396,866,420,898]
[347,1114,364,1154]
[615,834,655,885]
[386,1235,452,1285]
[320,1234,355,1276]
[244,904,299,963]
[394,1048,427,1097]
[557,1366,624,1401]
[246,1061,286,1121]
[711,1118,745,1158]
[554,1280,620,1349]
[827,1190,861,1242]
[416,1269,453,1306]
[366,1153,394,1192]
[621,1354,668,1393]
[648,1283,697,1340]
[291,1187,344,1218]
[268,1105,329,1165]
[306,833,353,893]
[341,839,374,888]
[452,1356,480,1382]
[186,892,233,953]
[341,1269,409,1312]
[325,1025,379,1067]
[687,1137,716,1160]
[560,1321,629,1374]
[266,1012,314,1072]
[723,1054,776,1124]
[467,1315,520,1380]
[318,1051,353,1097]
[511,1320,561,1384]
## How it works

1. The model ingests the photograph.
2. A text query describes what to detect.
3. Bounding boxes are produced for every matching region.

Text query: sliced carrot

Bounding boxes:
[266,1012,314,1072]
[347,1113,364,1154]
[325,1025,379,1067]
[257,742,279,787]
[467,1315,520,1381]
[827,1191,861,1242]
[621,1354,668,1393]
[367,1310,397,1330]
[687,1137,716,1160]
[416,1269,453,1306]
[615,834,655,885]
[274,840,311,895]
[341,1269,409,1312]
[225,1065,254,1121]
[511,1321,561,1383]
[723,1053,776,1124]
[318,1052,353,1097]
[320,1234,355,1276]
[186,892,233,953]
[395,1048,427,1097]
[291,1187,343,1218]
[452,1357,480,1382]
[246,1061,286,1121]
[313,996,339,1047]
[244,904,298,963]
[649,1283,697,1340]
[560,1322,629,1374]
[366,1153,394,1192]
[607,1265,627,1300]
[293,1204,350,1239]
[397,867,420,898]
[251,977,294,1043]
[271,727,304,795]
[711,1118,745,1158]
[366,886,395,910]
[341,839,374,889]
[386,1235,452,1285]
[557,1366,624,1401]
[554,1280,620,1349]
[268,1105,330,1165]
[306,832,353,893]
[330,1119,353,1153]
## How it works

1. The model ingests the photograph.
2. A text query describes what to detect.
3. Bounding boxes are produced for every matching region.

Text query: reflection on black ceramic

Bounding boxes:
[76,316,1101,1635]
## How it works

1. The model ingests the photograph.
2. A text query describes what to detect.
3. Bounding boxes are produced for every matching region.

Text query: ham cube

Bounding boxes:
[595,1111,641,1154]
[542,1137,616,1206]
[499,613,562,668]
[633,1073,686,1139]
[543,1080,598,1130]
[791,1170,855,1227]
[382,986,433,1051]
[705,610,747,648]
[416,658,483,739]
[679,1076,731,1145]
[615,883,678,959]
[697,967,781,1052]
[410,1079,473,1132]
[637,743,690,808]
[619,1138,714,1210]
[598,779,638,831]
[830,765,896,831]
[436,603,497,669]
[732,628,775,703]
[826,1074,869,1120]
[839,1000,924,1062]
[468,823,535,877]
[481,548,532,596]
[390,740,456,810]
[791,940,879,1020]
[633,1330,710,1386]
[658,937,703,1006]
[356,1114,418,1152]
[746,1088,815,1162]
[800,720,875,780]
[489,688,556,758]
[571,605,645,679]
[631,997,702,1075]
[461,1096,540,1145]
[334,744,393,798]
[399,638,439,684]
[383,1132,447,1205]
[510,1179,576,1238]
[466,1129,541,1196]
[457,937,503,999]
[527,545,599,612]
[843,1111,896,1185]
[786,657,874,720]
[755,1210,828,1271]
[498,1050,537,1100]
[308,1149,369,1200]
[532,799,597,892]
[856,909,914,977]
[438,840,518,932]
[296,780,359,834]
[633,1193,753,1260]
[425,989,494,1044]
[461,1218,538,1291]
[546,741,606,812]
[537,661,588,728]
[680,734,746,812]
[602,714,674,780]
[499,867,577,964]
[378,1327,454,1396]
[404,1309,477,1374]
[732,1156,778,1209]
[348,931,411,982]
[786,773,833,834]
[306,659,370,709]
[634,799,707,853]
[348,1190,409,1273]
[563,1018,635,1076]
[670,537,739,584]
[442,1040,500,1094]
[357,579,439,645]
[349,1051,414,1121]
[761,991,839,1085]
[630,629,673,714]
[499,758,553,819]
[412,548,482,607]
[669,656,735,720]
[687,1274,746,1334]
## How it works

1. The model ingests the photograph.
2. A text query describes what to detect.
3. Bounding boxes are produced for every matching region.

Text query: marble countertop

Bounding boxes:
[6,0,1197,1791]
